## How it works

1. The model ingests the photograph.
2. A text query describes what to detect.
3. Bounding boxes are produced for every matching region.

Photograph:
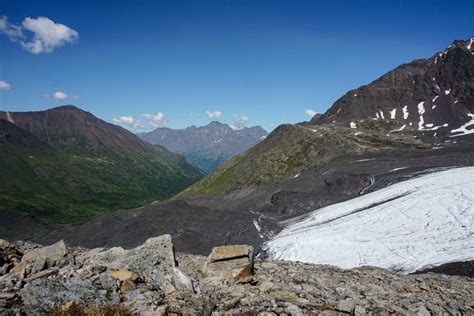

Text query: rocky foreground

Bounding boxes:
[0,236,472,316]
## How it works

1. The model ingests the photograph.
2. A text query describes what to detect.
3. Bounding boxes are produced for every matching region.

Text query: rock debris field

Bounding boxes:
[1,236,473,315]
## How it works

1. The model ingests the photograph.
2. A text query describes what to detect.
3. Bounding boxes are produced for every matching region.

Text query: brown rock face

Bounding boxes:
[208,245,254,262]
[204,245,254,283]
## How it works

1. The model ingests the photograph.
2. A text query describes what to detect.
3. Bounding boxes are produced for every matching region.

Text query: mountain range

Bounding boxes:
[0,105,202,225]
[181,37,474,197]
[1,38,473,277]
[138,121,267,173]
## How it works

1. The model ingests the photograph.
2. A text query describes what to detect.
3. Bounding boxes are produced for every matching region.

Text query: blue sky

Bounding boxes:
[0,0,472,131]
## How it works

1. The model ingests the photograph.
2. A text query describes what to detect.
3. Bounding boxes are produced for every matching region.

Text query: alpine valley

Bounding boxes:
[1,37,473,315]
[0,106,203,229]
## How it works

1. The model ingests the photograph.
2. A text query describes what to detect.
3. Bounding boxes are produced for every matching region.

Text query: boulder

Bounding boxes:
[10,240,67,277]
[203,245,254,283]
[208,245,253,262]
[20,276,108,314]
[107,269,139,282]
[84,234,176,288]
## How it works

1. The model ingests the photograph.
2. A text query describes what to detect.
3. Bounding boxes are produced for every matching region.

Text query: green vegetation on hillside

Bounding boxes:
[180,122,429,197]
[184,148,228,174]
[0,142,202,224]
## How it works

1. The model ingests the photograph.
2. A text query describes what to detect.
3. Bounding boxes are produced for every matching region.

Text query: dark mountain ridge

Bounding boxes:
[311,37,474,138]
[0,105,150,152]
[0,119,50,150]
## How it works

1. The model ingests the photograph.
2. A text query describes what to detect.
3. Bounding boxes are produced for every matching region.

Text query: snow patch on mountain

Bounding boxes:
[402,106,409,120]
[266,167,474,274]
[450,113,474,137]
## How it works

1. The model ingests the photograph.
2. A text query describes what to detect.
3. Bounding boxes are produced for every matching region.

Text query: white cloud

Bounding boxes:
[0,16,78,54]
[142,112,166,128]
[304,109,318,118]
[43,91,79,101]
[113,116,144,129]
[206,110,222,119]
[53,91,68,100]
[0,80,11,91]
[113,116,134,125]
[232,115,249,129]
[113,113,167,130]
[0,16,23,40]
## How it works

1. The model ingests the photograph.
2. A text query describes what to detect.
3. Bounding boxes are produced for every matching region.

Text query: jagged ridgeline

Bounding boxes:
[0,106,203,223]
[138,121,267,173]
[180,37,474,197]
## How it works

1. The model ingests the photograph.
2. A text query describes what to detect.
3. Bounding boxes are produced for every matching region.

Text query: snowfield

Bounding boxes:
[266,167,474,274]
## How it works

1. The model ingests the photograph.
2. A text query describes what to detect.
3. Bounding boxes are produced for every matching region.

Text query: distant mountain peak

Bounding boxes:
[448,37,474,52]
[139,122,268,173]
[49,104,83,111]
[208,120,225,125]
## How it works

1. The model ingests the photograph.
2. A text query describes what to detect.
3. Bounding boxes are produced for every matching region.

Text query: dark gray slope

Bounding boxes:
[11,136,473,258]
[311,37,474,137]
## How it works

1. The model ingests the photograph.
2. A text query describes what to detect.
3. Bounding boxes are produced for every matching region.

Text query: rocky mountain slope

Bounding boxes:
[182,38,474,198]
[0,106,203,225]
[138,121,267,173]
[1,237,472,315]
[311,37,474,138]
[179,121,429,196]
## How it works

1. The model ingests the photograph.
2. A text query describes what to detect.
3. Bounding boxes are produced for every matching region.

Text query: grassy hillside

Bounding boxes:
[179,122,429,197]
[0,107,203,224]
[0,143,202,223]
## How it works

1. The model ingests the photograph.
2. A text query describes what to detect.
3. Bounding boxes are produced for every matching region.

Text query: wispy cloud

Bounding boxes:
[0,16,22,40]
[113,116,144,129]
[304,109,318,118]
[206,110,222,119]
[231,115,249,129]
[113,112,167,130]
[142,112,166,129]
[0,80,11,91]
[0,16,78,54]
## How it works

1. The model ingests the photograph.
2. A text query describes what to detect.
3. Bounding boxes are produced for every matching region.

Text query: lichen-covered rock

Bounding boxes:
[10,240,67,278]
[19,277,108,314]
[1,238,472,315]
[173,267,194,292]
[83,235,176,288]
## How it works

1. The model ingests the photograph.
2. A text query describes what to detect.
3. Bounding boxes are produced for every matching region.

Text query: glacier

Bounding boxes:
[266,167,474,274]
